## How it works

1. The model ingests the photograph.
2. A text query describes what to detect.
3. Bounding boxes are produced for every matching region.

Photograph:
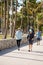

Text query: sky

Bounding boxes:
[18,0,41,3]
[37,0,41,1]
[18,0,41,12]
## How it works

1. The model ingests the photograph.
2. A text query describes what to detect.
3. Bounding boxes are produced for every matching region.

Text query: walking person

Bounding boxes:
[36,29,41,45]
[30,26,35,38]
[15,28,22,51]
[27,29,34,52]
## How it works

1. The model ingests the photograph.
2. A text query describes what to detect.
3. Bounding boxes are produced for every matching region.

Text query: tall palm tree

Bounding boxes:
[4,0,9,38]
[4,0,6,38]
[10,0,13,37]
[1,0,3,33]
[12,0,17,38]
[0,0,1,32]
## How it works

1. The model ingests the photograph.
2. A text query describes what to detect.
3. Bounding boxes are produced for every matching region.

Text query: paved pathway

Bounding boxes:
[0,37,43,65]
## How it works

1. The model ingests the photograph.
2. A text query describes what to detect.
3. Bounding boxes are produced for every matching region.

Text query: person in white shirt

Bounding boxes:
[15,28,22,50]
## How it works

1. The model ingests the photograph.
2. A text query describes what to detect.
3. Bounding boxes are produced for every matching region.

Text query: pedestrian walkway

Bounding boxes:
[0,37,43,65]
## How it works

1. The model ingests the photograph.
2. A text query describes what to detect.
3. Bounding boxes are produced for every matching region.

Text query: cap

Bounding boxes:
[29,29,32,32]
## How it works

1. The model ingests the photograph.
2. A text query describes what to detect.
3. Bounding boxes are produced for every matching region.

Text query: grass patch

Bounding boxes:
[0,34,11,39]
[0,34,15,39]
[0,34,3,39]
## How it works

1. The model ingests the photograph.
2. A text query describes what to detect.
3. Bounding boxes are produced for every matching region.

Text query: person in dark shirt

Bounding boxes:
[30,26,34,38]
[28,29,34,52]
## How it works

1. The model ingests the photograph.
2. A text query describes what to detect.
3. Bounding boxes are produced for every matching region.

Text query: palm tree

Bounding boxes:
[4,0,6,38]
[12,0,17,38]
[0,0,1,32]
[1,0,3,33]
[10,0,13,37]
[4,0,9,39]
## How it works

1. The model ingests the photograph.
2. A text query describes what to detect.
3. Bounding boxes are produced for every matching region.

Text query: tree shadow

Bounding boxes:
[3,55,43,62]
[0,46,17,56]
[32,51,43,53]
[12,51,43,56]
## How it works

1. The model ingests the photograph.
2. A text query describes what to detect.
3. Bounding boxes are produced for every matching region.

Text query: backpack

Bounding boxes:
[27,34,30,39]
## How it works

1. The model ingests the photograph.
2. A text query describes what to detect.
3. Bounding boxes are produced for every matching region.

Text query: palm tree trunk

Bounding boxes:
[4,0,6,38]
[12,0,17,38]
[1,0,3,33]
[21,6,23,29]
[10,0,13,37]
[4,0,9,38]
[0,1,1,32]
[6,0,9,37]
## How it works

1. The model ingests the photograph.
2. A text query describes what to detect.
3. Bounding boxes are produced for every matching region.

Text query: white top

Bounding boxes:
[15,30,22,40]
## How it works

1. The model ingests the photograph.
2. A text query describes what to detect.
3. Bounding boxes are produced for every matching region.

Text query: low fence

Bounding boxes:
[0,34,27,50]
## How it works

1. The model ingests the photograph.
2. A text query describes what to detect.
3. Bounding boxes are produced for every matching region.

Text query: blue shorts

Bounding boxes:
[37,38,40,41]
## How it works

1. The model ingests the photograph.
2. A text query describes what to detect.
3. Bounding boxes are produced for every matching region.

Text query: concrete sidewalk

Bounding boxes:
[0,37,43,65]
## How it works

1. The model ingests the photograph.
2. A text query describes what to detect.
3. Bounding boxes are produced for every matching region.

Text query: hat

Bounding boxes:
[18,27,21,30]
[29,29,32,32]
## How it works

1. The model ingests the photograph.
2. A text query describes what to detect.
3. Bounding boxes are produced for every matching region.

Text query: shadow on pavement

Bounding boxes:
[0,43,28,56]
[3,55,43,62]
[0,46,17,56]
[32,51,43,53]
[0,37,43,56]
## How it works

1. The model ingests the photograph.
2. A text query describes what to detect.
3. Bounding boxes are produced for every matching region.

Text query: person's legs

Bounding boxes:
[17,40,21,50]
[37,41,38,45]
[29,44,31,52]
[30,44,32,51]
[17,40,20,50]
[37,41,40,45]
[17,40,19,47]
[28,40,32,52]
[29,44,32,52]
[37,38,40,45]
[18,40,20,48]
